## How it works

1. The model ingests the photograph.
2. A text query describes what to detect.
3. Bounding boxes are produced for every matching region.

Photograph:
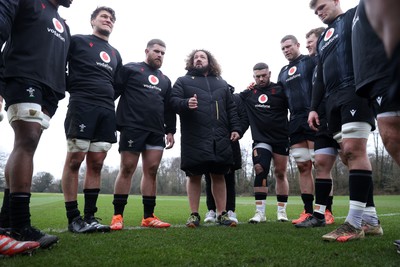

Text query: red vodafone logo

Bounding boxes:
[324,28,335,41]
[148,75,159,85]
[258,94,268,104]
[288,66,297,76]
[52,18,64,33]
[100,51,111,63]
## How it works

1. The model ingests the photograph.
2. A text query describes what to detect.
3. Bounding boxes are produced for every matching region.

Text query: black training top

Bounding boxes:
[278,54,315,120]
[67,34,122,110]
[315,6,357,96]
[239,82,289,144]
[115,62,176,135]
[0,0,70,95]
[352,0,391,97]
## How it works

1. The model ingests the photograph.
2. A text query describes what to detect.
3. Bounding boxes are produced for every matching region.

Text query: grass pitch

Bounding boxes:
[1,194,399,266]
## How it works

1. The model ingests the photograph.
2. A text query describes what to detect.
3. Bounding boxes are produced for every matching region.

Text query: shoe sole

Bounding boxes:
[394,242,400,254]
[141,225,170,228]
[68,225,97,234]
[186,222,199,228]
[39,239,59,249]
[322,233,365,242]
[364,227,383,236]
[295,223,326,228]
[94,227,111,233]
[248,220,266,224]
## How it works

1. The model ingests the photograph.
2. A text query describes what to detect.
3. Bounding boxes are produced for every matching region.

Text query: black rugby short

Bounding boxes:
[289,116,315,146]
[119,127,165,153]
[64,102,117,143]
[4,78,62,117]
[325,87,375,134]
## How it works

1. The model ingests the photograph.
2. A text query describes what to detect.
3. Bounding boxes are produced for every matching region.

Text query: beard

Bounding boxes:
[98,28,111,37]
[57,0,72,7]
[148,58,162,69]
[194,65,208,74]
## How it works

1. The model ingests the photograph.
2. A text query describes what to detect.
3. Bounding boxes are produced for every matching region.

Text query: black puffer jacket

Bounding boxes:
[170,70,242,171]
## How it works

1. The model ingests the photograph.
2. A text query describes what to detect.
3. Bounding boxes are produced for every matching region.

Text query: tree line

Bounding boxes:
[1,133,399,195]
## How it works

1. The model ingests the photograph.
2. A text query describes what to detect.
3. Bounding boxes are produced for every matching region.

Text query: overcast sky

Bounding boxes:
[0,0,360,179]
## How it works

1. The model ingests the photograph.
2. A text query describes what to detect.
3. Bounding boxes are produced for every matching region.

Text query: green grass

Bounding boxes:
[1,194,400,266]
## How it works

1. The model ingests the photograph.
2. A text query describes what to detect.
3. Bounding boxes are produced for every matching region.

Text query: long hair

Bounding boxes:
[185,49,222,76]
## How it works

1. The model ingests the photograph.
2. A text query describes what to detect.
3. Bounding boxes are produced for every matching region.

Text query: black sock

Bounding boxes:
[65,201,80,224]
[277,195,288,203]
[255,192,267,201]
[113,194,128,216]
[0,188,10,227]
[349,170,372,203]
[327,196,333,213]
[83,188,100,219]
[9,192,31,230]
[143,196,156,219]
[314,179,332,207]
[301,194,314,214]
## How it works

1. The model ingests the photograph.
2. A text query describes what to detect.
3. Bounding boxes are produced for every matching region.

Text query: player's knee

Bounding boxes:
[67,138,90,153]
[254,164,267,187]
[274,170,286,181]
[90,161,105,173]
[254,163,264,175]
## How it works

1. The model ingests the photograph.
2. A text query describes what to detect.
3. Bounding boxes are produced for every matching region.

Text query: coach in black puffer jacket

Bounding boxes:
[170,54,242,175]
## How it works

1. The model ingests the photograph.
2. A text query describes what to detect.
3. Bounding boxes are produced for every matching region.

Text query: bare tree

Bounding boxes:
[32,172,54,192]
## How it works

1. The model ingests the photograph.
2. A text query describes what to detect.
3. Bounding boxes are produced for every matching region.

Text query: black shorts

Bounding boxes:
[119,127,165,152]
[366,78,400,117]
[184,163,231,177]
[289,117,315,146]
[325,87,375,134]
[253,142,289,156]
[3,78,63,117]
[314,134,340,151]
[64,102,117,143]
[314,117,340,150]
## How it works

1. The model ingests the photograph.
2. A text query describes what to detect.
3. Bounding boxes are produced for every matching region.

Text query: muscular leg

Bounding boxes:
[7,121,42,230]
[84,151,107,189]
[273,153,289,196]
[61,151,86,224]
[112,151,140,216]
[140,149,163,197]
[291,140,314,215]
[187,175,202,214]
[210,173,227,216]
[341,137,373,228]
[141,149,163,218]
[273,153,289,221]
[83,151,107,219]
[62,152,86,202]
[377,116,400,165]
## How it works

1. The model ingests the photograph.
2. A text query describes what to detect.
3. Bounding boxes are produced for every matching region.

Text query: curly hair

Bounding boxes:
[185,49,222,76]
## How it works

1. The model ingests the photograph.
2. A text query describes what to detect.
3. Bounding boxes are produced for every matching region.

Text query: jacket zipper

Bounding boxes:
[215,101,219,120]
